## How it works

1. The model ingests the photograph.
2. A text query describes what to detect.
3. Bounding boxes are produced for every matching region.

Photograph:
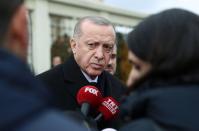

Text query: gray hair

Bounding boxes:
[73,16,115,39]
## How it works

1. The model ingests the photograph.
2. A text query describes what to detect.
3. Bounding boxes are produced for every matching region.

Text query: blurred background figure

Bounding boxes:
[52,56,62,67]
[120,8,199,131]
[51,33,71,67]
[105,45,117,75]
[115,33,132,84]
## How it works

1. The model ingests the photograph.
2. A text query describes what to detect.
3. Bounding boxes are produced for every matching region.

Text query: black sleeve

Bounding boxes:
[120,91,149,121]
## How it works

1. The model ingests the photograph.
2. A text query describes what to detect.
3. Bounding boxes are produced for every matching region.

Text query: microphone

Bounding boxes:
[76,85,103,116]
[95,97,120,121]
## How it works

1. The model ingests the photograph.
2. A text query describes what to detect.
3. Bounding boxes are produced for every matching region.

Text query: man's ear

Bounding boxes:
[70,38,77,54]
[6,5,28,61]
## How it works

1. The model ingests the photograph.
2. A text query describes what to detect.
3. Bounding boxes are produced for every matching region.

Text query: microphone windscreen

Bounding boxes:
[98,97,120,121]
[76,85,103,108]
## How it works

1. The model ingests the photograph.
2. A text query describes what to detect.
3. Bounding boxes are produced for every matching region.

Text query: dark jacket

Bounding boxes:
[37,55,126,110]
[37,55,126,129]
[120,77,199,131]
[0,49,94,131]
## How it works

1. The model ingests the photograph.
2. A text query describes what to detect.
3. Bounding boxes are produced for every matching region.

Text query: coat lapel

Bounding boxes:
[62,56,90,98]
[62,55,113,98]
[97,71,112,97]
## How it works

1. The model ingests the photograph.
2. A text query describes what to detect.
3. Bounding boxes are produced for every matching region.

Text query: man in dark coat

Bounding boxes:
[37,16,126,129]
[38,55,125,110]
[0,0,97,130]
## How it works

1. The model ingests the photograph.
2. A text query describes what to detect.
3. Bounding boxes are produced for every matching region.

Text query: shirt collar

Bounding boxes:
[81,70,98,83]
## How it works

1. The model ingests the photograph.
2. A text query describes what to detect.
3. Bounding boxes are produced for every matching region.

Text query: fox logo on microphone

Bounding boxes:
[102,98,118,114]
[84,87,99,96]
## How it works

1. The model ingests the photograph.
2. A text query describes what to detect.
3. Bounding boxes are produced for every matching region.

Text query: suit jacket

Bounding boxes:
[37,56,126,111]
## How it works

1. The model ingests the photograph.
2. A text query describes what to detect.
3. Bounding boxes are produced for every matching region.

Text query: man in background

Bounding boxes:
[105,45,117,75]
[52,55,62,67]
[51,34,71,67]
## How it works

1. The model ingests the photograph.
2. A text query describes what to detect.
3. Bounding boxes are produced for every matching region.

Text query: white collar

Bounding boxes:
[81,70,98,83]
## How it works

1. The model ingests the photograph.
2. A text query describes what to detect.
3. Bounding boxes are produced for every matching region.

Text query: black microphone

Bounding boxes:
[64,111,98,131]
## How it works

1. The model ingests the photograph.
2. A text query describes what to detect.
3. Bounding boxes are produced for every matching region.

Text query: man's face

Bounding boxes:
[105,46,117,75]
[71,20,115,78]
